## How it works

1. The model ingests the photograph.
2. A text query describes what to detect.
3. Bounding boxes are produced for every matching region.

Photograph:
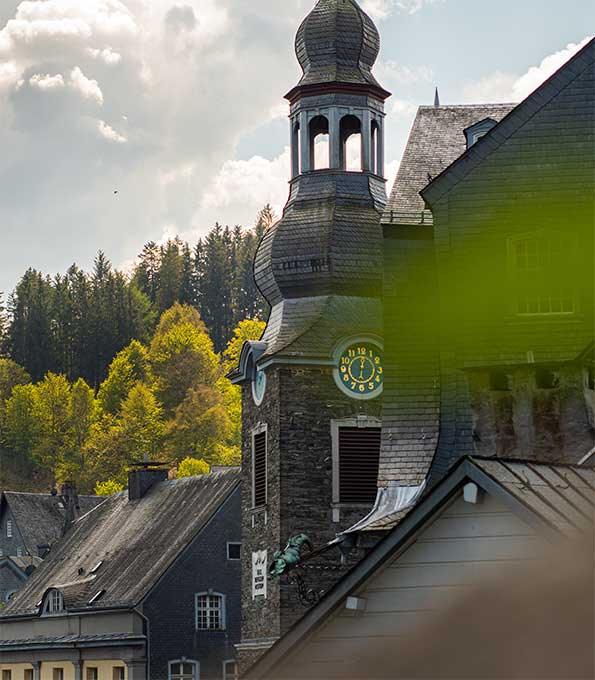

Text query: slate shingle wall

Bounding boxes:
[143,487,242,680]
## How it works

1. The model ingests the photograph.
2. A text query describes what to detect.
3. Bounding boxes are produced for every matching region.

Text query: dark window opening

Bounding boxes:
[227,543,241,561]
[253,430,267,507]
[588,367,595,391]
[536,369,559,390]
[490,371,512,392]
[338,427,381,504]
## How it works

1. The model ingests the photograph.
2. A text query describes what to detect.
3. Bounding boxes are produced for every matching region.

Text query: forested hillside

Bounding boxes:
[1,205,273,388]
[0,207,274,493]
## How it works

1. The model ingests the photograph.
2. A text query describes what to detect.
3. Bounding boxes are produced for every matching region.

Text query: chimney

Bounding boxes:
[128,468,168,501]
[60,481,80,536]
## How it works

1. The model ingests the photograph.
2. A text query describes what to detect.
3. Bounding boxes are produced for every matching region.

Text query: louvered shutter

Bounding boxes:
[338,427,381,504]
[253,431,267,507]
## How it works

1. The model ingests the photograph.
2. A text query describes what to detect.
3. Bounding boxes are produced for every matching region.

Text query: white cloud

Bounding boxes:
[463,36,593,103]
[378,60,434,85]
[98,119,126,143]
[86,46,122,65]
[29,72,65,90]
[363,0,445,19]
[201,147,291,218]
[70,66,103,104]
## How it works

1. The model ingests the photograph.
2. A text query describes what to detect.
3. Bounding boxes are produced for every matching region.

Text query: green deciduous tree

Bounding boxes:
[176,457,210,478]
[149,306,219,411]
[98,340,151,415]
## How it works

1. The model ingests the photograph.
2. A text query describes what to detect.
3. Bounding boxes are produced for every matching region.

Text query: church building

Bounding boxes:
[233,0,594,672]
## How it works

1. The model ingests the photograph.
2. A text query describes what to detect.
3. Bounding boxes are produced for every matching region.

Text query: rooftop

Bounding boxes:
[2,470,240,617]
[383,104,516,226]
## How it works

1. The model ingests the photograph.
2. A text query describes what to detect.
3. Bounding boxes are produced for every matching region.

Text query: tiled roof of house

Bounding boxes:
[383,105,515,226]
[2,470,240,617]
[1,492,104,556]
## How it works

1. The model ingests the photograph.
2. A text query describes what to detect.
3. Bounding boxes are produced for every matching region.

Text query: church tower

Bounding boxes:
[231,0,390,666]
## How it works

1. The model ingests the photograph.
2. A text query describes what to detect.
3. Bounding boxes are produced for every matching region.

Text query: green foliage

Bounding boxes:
[177,457,210,478]
[95,479,125,496]
[149,310,219,411]
[97,340,150,415]
[0,204,276,493]
[0,358,31,403]
[223,318,266,369]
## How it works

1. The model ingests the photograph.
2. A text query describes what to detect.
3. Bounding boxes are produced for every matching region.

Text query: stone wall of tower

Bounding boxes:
[239,366,382,669]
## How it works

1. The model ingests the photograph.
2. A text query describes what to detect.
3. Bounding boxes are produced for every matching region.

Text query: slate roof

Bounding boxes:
[260,295,383,363]
[0,492,104,556]
[244,456,595,678]
[292,0,384,93]
[421,38,595,206]
[383,104,515,226]
[2,470,240,617]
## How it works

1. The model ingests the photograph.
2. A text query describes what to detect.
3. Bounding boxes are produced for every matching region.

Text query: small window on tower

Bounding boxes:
[335,424,381,505]
[6,520,13,538]
[252,428,267,508]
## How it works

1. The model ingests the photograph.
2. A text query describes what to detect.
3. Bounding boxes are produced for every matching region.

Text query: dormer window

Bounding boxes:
[42,589,65,615]
[464,118,498,149]
[6,520,12,538]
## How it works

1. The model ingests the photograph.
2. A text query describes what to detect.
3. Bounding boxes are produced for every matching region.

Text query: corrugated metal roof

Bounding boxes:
[472,458,594,535]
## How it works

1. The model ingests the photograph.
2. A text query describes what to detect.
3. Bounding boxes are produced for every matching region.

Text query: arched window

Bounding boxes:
[292,121,301,177]
[309,115,329,170]
[371,120,380,175]
[41,588,64,615]
[169,661,199,680]
[340,115,362,172]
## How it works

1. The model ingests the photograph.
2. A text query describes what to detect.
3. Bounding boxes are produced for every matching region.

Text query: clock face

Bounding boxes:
[335,342,383,400]
[252,368,267,406]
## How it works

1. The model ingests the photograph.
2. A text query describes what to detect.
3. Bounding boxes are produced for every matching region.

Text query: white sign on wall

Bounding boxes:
[252,550,268,600]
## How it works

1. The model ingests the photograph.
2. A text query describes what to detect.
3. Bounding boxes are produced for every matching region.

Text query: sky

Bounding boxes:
[0,0,593,296]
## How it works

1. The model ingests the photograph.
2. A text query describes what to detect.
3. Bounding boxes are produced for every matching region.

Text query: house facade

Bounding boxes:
[0,468,242,680]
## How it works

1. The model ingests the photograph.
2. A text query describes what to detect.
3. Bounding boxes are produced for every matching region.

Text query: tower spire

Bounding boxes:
[434,87,441,107]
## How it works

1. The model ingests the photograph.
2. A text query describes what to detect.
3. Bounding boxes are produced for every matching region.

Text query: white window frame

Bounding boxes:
[168,660,199,680]
[6,520,12,538]
[251,424,268,509]
[331,417,382,520]
[226,542,241,561]
[42,589,65,616]
[195,591,226,631]
[223,659,239,680]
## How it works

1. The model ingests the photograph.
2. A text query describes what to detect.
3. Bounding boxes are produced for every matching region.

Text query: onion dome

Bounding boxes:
[294,0,382,91]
